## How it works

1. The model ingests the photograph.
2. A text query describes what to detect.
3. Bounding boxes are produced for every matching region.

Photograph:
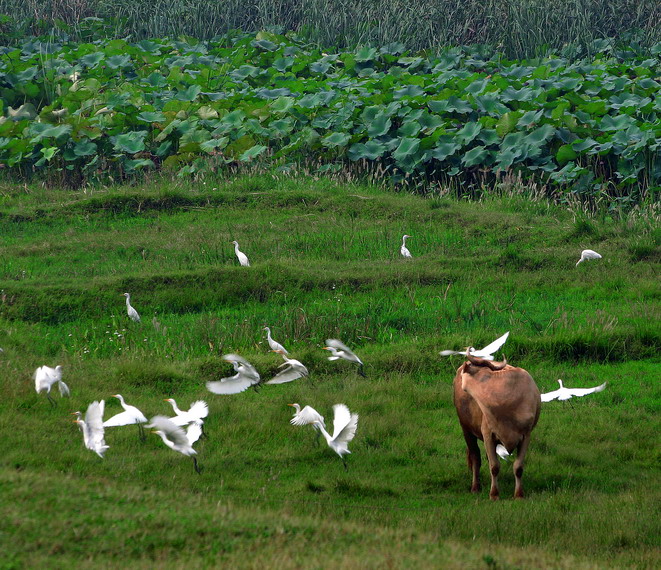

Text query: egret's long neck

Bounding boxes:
[116,395,126,408]
[402,236,407,246]
[558,379,564,388]
[170,401,182,415]
[315,422,333,444]
[234,242,240,254]
[156,431,175,450]
[125,295,131,307]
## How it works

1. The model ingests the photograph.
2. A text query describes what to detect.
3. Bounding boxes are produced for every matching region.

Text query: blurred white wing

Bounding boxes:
[148,415,190,447]
[326,339,351,352]
[206,375,255,394]
[331,405,359,447]
[103,411,141,427]
[186,422,203,445]
[290,405,324,427]
[187,400,208,420]
[477,331,510,357]
[267,361,308,384]
[566,382,607,397]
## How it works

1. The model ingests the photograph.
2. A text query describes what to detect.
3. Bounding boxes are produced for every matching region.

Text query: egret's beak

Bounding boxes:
[322,347,331,351]
[287,404,295,407]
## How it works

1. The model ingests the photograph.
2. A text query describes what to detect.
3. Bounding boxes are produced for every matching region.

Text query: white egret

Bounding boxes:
[439,331,510,361]
[323,339,366,377]
[163,398,209,427]
[74,400,109,458]
[263,326,288,354]
[34,365,69,406]
[541,379,607,402]
[123,292,141,322]
[266,350,309,385]
[288,403,324,445]
[576,249,602,266]
[147,415,201,473]
[206,354,261,394]
[231,240,250,267]
[400,234,412,258]
[288,403,325,429]
[313,404,359,471]
[103,394,148,440]
[496,444,511,461]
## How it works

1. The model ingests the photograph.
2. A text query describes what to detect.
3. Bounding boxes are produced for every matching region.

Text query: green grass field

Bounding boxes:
[0,175,659,568]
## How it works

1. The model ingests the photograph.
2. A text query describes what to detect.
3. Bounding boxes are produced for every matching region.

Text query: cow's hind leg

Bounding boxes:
[482,430,500,500]
[463,430,481,493]
[513,433,531,499]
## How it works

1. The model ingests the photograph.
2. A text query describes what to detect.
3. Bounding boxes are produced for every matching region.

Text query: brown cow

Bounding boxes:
[453,354,541,500]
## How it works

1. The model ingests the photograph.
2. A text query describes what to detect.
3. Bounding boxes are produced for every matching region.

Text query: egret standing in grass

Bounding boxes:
[74,400,109,458]
[313,404,359,471]
[263,326,288,354]
[323,339,366,377]
[123,292,141,322]
[103,394,148,440]
[400,234,413,258]
[439,331,510,361]
[231,240,250,267]
[206,354,261,394]
[147,415,202,474]
[576,249,602,266]
[541,379,607,402]
[266,350,309,385]
[34,365,69,406]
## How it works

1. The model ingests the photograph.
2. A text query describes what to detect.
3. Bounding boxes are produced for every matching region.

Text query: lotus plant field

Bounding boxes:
[1,31,660,197]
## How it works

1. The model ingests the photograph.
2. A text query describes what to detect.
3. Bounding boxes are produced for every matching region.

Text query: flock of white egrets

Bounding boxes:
[24,238,606,473]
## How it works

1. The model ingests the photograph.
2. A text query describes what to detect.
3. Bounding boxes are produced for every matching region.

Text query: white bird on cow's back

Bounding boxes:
[206,354,261,394]
[541,379,607,402]
[400,234,412,258]
[323,339,366,377]
[34,365,69,406]
[266,350,309,385]
[576,249,602,267]
[231,240,250,267]
[313,404,359,471]
[123,293,141,322]
[263,326,288,354]
[440,331,510,361]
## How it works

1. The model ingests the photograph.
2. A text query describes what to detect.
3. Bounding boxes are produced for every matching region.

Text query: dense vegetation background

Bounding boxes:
[0,3,659,568]
[1,0,660,57]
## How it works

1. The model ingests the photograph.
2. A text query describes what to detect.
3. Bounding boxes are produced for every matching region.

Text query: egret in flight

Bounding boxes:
[103,394,148,440]
[576,249,602,266]
[263,326,288,354]
[324,339,366,377]
[313,404,359,471]
[541,379,607,402]
[206,354,261,394]
[266,350,309,385]
[74,400,109,458]
[148,415,202,474]
[400,234,412,258]
[123,293,141,322]
[439,331,510,361]
[288,403,325,444]
[163,399,209,427]
[231,240,250,267]
[34,365,69,406]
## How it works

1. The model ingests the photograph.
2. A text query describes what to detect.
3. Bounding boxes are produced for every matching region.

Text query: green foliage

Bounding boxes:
[0,32,659,204]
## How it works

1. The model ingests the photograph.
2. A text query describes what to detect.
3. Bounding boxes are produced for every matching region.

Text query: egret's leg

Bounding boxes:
[201,424,209,439]
[342,457,348,472]
[357,365,366,378]
[46,393,57,407]
[193,457,201,474]
[137,423,146,442]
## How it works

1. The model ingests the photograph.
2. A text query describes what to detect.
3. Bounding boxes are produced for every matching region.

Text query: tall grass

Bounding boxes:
[0,0,659,57]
